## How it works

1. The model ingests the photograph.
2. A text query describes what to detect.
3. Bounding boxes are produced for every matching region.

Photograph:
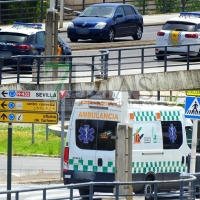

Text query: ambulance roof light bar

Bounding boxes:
[180,12,200,18]
[128,99,177,106]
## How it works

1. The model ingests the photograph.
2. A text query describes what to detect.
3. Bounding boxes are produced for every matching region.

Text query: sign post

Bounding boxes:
[7,122,12,200]
[59,91,67,178]
[0,90,59,195]
[185,96,200,173]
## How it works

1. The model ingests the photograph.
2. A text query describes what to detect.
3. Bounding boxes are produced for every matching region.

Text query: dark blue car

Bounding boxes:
[67,3,143,42]
[0,22,71,69]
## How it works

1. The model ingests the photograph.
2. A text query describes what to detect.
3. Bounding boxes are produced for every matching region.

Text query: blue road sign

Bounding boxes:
[185,96,200,119]
[8,114,15,120]
[9,91,16,98]
[8,102,15,109]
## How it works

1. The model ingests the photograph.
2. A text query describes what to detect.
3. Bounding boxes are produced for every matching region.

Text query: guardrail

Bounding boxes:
[0,173,199,200]
[0,43,200,86]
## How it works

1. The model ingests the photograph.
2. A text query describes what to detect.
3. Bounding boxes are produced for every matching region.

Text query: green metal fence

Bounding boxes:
[0,0,49,25]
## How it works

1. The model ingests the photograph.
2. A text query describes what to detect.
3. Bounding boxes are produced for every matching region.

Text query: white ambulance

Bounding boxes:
[63,91,193,199]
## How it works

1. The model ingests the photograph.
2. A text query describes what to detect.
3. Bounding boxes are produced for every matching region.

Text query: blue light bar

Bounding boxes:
[13,22,42,29]
[180,12,200,18]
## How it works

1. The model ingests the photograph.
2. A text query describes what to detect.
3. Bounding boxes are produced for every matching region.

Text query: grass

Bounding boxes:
[0,124,62,157]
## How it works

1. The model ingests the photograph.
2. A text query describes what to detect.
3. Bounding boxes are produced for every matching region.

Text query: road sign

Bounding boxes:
[185,96,200,119]
[0,112,58,124]
[0,100,57,112]
[0,90,58,100]
[186,90,200,96]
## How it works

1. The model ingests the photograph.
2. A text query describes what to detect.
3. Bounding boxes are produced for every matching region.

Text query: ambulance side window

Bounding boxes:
[96,120,117,151]
[161,121,183,149]
[75,119,117,151]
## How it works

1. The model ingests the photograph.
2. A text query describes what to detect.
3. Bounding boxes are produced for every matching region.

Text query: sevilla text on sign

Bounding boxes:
[0,90,58,100]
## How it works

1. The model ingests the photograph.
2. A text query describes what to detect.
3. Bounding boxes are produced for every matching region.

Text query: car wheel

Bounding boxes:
[156,52,164,60]
[79,189,91,200]
[107,27,115,42]
[144,177,154,200]
[70,38,78,42]
[133,26,142,40]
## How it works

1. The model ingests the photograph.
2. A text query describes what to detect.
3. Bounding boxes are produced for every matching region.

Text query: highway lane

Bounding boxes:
[59,25,163,45]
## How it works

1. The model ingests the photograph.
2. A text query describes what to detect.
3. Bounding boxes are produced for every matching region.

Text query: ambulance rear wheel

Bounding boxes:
[144,177,154,200]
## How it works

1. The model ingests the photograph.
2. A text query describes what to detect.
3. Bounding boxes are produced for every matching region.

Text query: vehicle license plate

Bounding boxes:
[76,28,90,35]
[0,51,12,58]
[168,31,181,48]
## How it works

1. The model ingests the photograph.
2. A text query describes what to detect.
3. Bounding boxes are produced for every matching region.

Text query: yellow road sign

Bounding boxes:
[0,112,58,124]
[186,90,200,96]
[0,100,57,112]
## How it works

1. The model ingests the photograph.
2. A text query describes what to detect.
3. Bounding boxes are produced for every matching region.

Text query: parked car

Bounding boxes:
[155,12,200,60]
[67,3,143,42]
[0,22,72,69]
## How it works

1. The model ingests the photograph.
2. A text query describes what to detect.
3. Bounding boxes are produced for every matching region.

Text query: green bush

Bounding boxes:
[154,0,200,14]
[132,0,150,15]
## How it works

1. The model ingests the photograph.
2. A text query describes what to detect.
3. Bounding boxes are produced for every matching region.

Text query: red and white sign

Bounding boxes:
[17,91,30,97]
[59,91,67,99]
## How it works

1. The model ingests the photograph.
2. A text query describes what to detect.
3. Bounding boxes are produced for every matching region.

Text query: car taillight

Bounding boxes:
[185,33,198,38]
[157,31,165,36]
[63,147,69,172]
[17,45,30,50]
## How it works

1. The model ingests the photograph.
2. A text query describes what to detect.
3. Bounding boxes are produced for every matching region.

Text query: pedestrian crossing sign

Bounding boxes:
[185,96,200,119]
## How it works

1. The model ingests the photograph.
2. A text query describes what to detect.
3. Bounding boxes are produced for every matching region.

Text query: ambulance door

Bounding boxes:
[69,109,98,177]
[95,110,121,180]
[162,120,186,190]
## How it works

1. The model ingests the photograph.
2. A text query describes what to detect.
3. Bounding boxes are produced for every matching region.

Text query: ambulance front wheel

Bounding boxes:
[144,177,154,200]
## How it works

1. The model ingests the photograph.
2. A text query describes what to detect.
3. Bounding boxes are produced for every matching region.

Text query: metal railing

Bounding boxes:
[0,43,200,85]
[0,173,199,200]
[1,0,200,24]
[61,0,200,20]
[0,0,48,24]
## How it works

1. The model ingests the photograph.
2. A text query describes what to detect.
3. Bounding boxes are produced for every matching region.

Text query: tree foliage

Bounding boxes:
[0,0,49,24]
[132,0,200,14]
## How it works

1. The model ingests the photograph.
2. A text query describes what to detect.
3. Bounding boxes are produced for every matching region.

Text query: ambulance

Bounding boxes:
[63,91,194,199]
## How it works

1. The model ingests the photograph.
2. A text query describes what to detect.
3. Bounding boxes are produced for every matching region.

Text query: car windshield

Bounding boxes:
[79,6,114,17]
[0,32,28,43]
[162,21,196,31]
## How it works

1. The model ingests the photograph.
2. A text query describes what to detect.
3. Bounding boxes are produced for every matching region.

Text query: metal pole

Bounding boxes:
[59,0,64,28]
[46,124,48,141]
[50,0,55,11]
[32,124,34,144]
[7,122,12,200]
[190,119,198,173]
[60,95,65,178]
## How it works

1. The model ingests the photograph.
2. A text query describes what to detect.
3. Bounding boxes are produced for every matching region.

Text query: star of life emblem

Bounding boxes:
[168,124,177,143]
[78,125,95,144]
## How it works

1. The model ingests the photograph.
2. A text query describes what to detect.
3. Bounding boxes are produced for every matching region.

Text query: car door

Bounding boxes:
[33,31,45,55]
[113,6,128,37]
[123,5,138,36]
